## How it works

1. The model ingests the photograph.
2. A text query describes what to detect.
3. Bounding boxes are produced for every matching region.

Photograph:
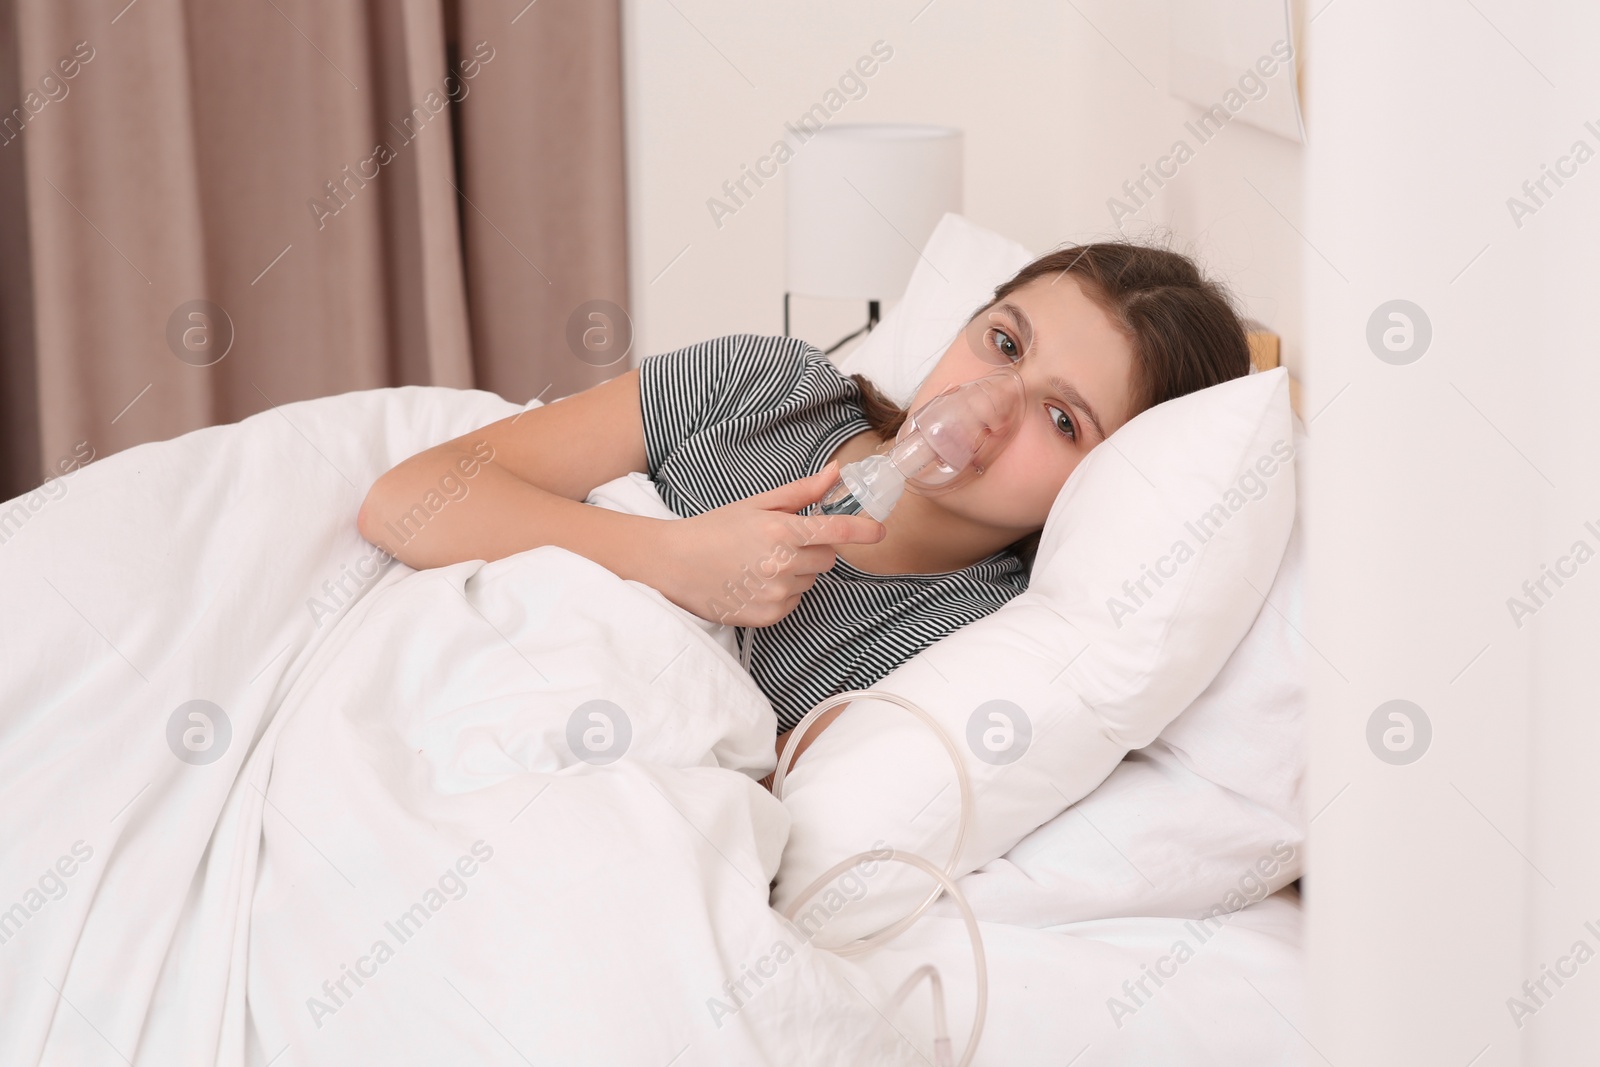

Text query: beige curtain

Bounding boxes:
[0,0,629,499]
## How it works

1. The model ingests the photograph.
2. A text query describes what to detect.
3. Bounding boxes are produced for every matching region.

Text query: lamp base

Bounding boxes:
[783,293,880,356]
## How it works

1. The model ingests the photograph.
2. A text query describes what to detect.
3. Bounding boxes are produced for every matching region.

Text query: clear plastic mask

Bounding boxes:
[893,363,1026,495]
[819,364,1026,521]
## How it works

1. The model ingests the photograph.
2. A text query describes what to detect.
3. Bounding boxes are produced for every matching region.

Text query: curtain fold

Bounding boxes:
[0,0,629,500]
[0,1,39,491]
[453,0,633,405]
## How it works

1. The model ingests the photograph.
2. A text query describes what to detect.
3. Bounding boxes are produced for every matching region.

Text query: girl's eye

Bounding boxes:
[986,326,1021,362]
[1047,403,1077,442]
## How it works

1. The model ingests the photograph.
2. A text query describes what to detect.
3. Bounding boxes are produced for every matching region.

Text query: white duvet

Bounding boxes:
[0,385,1304,1065]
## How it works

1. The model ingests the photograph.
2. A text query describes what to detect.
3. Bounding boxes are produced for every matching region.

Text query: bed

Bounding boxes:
[0,216,1307,1065]
[0,381,1306,1065]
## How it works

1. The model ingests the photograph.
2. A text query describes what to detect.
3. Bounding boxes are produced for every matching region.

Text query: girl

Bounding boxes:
[357,242,1252,764]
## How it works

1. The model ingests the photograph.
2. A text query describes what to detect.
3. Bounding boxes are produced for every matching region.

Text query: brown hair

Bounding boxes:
[847,240,1253,568]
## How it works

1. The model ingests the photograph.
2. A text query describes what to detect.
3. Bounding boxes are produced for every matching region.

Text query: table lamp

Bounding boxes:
[784,123,963,354]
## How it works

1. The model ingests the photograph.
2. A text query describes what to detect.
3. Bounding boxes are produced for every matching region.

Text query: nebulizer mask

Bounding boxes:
[818,364,1026,522]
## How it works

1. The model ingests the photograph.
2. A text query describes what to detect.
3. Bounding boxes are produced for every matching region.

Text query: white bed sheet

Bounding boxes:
[0,384,1304,1065]
[863,886,1306,1065]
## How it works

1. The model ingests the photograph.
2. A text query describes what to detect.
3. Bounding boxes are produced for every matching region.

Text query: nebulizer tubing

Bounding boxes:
[886,965,949,1055]
[771,689,987,1067]
[772,690,973,949]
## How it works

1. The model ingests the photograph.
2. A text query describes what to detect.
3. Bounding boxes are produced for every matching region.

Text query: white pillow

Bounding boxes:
[950,416,1308,927]
[823,213,1307,929]
[770,366,1297,945]
[835,212,1033,406]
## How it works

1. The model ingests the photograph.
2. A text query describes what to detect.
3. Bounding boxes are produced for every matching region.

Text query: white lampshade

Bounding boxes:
[785,123,963,302]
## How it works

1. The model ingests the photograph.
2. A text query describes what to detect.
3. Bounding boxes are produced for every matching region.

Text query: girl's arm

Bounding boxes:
[357,369,887,626]
[767,703,850,790]
[357,369,663,582]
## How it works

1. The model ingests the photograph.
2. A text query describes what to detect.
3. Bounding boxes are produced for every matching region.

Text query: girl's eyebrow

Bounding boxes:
[1049,374,1107,441]
[1000,302,1108,442]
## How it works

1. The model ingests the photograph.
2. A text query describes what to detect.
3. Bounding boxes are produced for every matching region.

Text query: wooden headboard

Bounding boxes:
[1246,328,1302,419]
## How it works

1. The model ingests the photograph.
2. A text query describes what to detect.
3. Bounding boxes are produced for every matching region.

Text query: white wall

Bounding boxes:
[619,0,1305,375]
[1304,2,1597,1064]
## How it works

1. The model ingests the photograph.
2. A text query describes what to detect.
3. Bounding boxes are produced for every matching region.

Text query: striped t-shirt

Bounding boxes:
[637,333,1029,732]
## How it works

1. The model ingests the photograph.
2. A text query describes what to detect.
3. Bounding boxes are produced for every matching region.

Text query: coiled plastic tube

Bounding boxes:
[772,690,972,950]
[772,689,988,1067]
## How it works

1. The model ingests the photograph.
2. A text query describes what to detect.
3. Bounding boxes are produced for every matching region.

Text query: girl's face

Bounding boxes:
[903,274,1137,536]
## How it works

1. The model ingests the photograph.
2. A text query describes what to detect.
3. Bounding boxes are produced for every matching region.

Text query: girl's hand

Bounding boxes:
[659,461,885,627]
